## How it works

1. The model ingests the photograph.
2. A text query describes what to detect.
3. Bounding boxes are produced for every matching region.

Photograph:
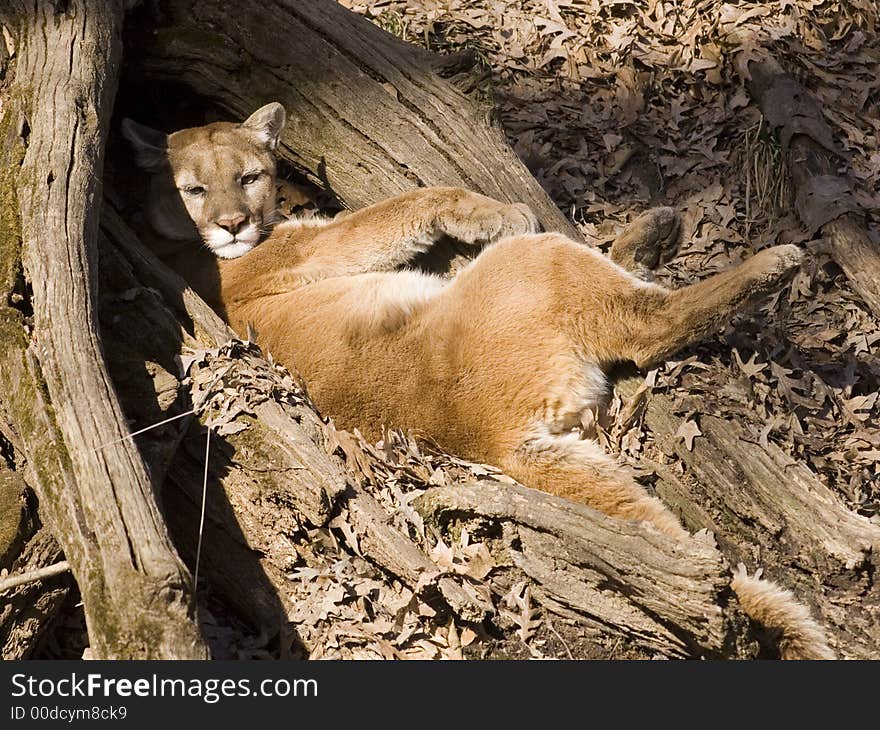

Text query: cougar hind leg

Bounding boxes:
[626,244,803,368]
[610,207,682,280]
[500,431,689,541]
[605,208,803,369]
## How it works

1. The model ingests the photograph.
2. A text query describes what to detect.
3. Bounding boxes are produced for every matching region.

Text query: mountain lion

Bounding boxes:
[122,103,833,659]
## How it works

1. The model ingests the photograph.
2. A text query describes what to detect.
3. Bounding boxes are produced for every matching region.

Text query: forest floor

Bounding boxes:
[338,0,880,521]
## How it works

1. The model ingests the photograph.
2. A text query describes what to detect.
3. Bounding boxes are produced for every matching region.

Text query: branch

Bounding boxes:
[0,1,205,658]
[747,56,880,319]
[0,561,70,594]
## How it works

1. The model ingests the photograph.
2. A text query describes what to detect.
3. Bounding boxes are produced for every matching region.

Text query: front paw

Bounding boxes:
[460,202,540,243]
[507,203,542,236]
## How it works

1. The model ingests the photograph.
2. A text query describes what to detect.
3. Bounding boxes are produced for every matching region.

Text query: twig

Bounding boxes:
[545,616,574,660]
[92,408,196,451]
[193,425,211,592]
[0,561,71,593]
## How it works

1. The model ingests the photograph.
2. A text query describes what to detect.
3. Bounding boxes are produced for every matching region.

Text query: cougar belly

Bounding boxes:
[230,270,611,460]
[228,271,451,441]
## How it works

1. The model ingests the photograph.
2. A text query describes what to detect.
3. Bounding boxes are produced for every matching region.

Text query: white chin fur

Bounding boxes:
[204,223,260,259]
[211,240,256,259]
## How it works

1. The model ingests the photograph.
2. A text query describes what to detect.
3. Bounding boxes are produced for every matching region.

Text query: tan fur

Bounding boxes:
[731,565,836,660]
[122,104,284,260]
[124,103,834,659]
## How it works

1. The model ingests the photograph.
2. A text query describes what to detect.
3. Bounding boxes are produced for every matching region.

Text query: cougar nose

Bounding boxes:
[217,213,246,235]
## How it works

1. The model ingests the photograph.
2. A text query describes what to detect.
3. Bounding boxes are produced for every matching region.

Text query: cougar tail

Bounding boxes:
[730,563,835,660]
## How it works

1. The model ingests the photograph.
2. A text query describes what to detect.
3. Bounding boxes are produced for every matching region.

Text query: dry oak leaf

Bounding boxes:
[675,418,702,451]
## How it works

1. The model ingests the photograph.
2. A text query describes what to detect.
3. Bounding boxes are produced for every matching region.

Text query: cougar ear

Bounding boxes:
[121,118,168,171]
[241,102,286,151]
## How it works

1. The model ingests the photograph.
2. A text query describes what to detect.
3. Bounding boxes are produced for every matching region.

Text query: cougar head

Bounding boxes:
[122,103,286,259]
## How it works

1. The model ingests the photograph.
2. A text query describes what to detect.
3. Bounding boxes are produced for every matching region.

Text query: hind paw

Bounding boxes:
[611,207,681,278]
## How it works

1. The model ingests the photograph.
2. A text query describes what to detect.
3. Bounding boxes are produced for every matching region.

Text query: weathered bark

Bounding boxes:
[343,480,494,623]
[415,481,755,658]
[615,372,880,659]
[748,57,880,319]
[0,467,30,570]
[0,2,205,658]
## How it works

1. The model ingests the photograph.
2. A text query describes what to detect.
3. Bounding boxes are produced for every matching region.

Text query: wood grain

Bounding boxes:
[0,1,205,658]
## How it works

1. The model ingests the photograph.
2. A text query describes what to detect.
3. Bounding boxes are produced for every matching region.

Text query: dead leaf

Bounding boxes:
[675,418,702,451]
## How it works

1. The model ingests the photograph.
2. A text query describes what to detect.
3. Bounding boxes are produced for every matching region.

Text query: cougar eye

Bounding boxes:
[183,185,205,197]
[241,172,261,186]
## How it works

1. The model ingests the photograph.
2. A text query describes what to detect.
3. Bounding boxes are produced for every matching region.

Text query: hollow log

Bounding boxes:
[0,1,205,658]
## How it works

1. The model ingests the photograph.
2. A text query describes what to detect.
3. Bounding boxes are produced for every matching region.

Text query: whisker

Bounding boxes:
[92,408,197,451]
[193,424,211,594]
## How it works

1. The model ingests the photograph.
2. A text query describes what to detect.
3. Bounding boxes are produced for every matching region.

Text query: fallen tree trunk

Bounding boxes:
[615,372,880,659]
[747,57,880,319]
[0,1,205,658]
[414,481,754,658]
